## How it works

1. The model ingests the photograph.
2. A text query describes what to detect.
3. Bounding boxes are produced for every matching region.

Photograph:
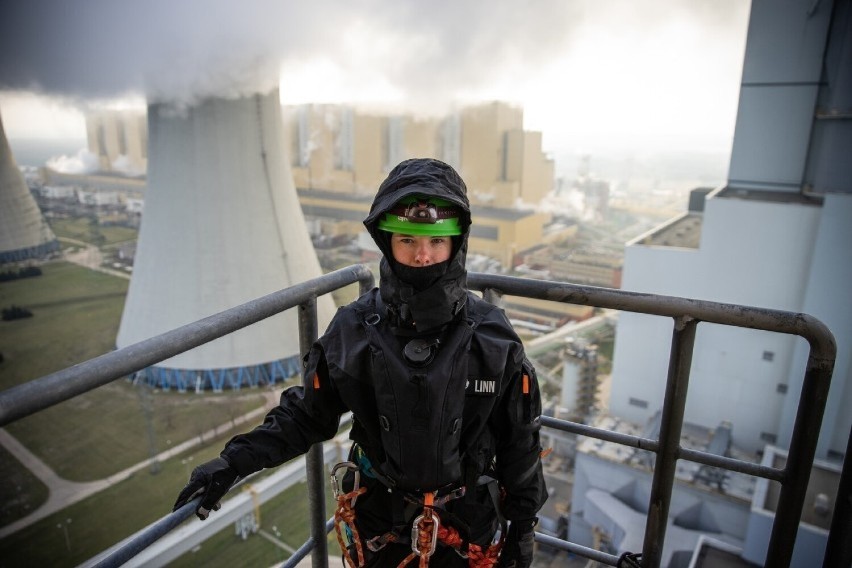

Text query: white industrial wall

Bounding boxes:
[778,194,852,459]
[609,195,823,454]
[117,90,335,371]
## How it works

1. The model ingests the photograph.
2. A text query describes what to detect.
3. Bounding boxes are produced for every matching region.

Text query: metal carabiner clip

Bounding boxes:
[330,461,361,505]
[410,513,440,557]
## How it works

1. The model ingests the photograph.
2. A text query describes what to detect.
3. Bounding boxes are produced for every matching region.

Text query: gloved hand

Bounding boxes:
[172,457,238,520]
[498,517,537,568]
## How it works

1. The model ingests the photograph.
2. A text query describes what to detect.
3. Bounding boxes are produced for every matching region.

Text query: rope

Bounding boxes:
[397,510,504,568]
[334,486,368,568]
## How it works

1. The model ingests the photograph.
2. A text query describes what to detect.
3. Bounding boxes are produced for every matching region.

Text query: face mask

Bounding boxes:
[391,259,450,291]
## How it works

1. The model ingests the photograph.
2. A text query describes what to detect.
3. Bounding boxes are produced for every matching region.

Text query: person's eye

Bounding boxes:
[432,238,446,245]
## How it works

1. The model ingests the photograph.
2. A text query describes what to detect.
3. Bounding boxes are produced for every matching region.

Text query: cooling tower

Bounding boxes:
[117,90,335,390]
[0,115,60,263]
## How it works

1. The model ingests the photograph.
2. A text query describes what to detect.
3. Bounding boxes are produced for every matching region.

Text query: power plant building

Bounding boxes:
[576,2,849,565]
[608,0,850,462]
[116,90,335,390]
[86,109,148,175]
[286,101,558,267]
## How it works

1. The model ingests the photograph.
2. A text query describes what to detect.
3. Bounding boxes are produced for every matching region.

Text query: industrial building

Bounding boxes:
[575,1,850,565]
[86,108,147,175]
[285,101,559,267]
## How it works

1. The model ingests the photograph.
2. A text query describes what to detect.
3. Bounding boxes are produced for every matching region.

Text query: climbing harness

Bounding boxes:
[330,456,507,568]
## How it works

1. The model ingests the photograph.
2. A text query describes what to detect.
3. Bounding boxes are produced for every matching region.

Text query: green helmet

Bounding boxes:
[377,195,463,236]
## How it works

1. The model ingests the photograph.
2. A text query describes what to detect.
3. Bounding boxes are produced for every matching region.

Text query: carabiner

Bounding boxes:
[330,461,361,505]
[410,513,440,557]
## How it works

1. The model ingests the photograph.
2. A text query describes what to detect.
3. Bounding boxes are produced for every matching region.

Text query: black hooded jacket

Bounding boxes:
[222,158,546,530]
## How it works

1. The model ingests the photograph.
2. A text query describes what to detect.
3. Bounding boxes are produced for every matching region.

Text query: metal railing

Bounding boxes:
[0,266,846,568]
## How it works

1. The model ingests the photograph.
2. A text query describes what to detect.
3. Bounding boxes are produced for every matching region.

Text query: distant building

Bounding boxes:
[286,101,560,267]
[521,245,623,288]
[559,339,600,420]
[86,109,148,175]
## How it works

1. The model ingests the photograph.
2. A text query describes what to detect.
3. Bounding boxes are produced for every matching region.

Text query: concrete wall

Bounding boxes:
[609,195,823,453]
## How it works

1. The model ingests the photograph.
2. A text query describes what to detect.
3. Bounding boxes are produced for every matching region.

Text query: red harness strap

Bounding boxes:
[334,485,368,568]
[396,491,505,568]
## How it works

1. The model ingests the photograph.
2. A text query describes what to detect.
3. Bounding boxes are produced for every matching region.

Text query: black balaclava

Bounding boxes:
[364,158,472,334]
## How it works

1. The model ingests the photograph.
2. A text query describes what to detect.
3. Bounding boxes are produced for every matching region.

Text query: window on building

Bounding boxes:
[762,350,775,362]
[629,397,649,409]
[760,432,777,444]
[776,383,788,394]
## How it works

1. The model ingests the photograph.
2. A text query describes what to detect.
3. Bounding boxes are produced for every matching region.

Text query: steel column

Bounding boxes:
[767,348,836,566]
[298,296,328,568]
[823,424,852,568]
[641,316,698,568]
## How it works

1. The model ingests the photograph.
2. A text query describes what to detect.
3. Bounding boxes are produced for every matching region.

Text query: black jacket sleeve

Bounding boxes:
[493,346,548,521]
[221,339,348,477]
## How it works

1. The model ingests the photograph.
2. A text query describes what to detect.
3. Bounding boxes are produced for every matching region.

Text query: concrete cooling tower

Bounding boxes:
[0,115,60,263]
[117,90,335,391]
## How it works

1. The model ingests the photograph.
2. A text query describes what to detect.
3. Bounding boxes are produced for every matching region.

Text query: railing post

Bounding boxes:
[823,424,852,568]
[298,296,329,568]
[482,286,502,306]
[768,350,835,567]
[641,315,698,568]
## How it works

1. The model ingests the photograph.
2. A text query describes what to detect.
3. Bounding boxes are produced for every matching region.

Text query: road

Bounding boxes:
[0,397,274,539]
[59,237,131,280]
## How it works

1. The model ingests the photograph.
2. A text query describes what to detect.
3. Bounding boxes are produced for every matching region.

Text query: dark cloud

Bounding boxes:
[0,1,582,103]
[0,0,747,110]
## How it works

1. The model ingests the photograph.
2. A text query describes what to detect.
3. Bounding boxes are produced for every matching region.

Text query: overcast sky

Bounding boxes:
[0,0,751,157]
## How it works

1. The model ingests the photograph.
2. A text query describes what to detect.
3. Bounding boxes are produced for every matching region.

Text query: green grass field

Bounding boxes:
[48,217,137,246]
[0,428,338,568]
[0,260,335,567]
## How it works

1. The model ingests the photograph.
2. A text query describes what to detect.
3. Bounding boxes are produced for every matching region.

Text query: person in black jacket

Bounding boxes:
[173,158,547,568]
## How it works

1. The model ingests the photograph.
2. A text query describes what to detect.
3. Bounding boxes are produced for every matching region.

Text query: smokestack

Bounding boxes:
[117,89,335,390]
[0,115,60,263]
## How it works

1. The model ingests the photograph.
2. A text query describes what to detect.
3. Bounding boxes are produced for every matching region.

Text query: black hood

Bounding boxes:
[364,158,472,333]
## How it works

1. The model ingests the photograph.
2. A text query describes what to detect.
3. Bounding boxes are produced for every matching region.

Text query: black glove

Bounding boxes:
[172,457,238,520]
[499,517,537,568]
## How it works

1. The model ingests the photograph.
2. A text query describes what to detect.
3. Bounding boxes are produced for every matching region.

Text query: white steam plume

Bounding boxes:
[0,0,747,112]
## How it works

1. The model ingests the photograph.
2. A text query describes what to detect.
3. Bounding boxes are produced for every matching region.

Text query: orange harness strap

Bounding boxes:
[396,491,504,568]
[334,485,368,568]
[334,482,504,568]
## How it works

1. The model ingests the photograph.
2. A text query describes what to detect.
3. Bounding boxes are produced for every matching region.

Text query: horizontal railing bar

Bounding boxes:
[467,273,835,362]
[0,265,374,426]
[279,517,335,568]
[535,532,621,565]
[541,415,660,451]
[541,416,785,482]
[678,447,785,482]
[93,497,202,568]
